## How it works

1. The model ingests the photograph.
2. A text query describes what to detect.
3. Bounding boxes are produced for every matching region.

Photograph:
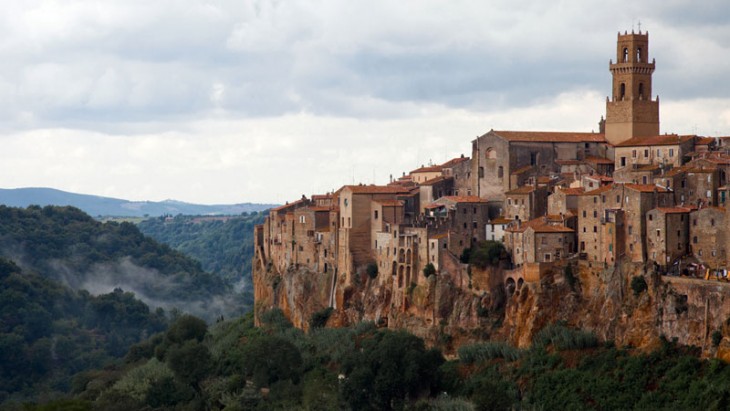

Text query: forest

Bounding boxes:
[8,307,730,410]
[137,213,265,311]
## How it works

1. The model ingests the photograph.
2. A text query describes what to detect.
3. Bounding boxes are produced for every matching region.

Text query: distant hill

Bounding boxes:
[0,187,276,217]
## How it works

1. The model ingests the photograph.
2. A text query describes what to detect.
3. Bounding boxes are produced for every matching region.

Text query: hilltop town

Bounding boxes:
[253,31,730,354]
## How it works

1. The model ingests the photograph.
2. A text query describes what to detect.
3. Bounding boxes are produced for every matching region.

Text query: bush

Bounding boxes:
[712,330,723,347]
[564,264,577,289]
[469,241,505,269]
[366,262,378,279]
[533,324,599,351]
[460,247,472,264]
[631,276,648,296]
[309,307,334,330]
[423,263,436,278]
[458,341,522,363]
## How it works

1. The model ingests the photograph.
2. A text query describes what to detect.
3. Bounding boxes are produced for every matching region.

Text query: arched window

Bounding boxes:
[636,48,642,62]
[623,47,629,62]
[638,82,644,99]
[486,148,497,159]
[620,83,626,100]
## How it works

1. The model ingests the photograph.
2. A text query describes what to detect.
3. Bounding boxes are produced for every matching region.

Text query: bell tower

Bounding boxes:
[605,31,660,146]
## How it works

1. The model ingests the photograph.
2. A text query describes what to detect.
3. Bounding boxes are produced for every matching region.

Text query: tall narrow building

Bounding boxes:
[605,31,660,146]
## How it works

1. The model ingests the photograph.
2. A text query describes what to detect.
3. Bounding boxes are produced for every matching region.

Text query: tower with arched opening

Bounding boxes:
[605,30,660,146]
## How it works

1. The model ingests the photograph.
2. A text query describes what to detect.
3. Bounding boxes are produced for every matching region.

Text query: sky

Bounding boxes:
[2,1,730,205]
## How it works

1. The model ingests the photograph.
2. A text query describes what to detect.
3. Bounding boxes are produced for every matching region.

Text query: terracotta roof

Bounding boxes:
[430,233,449,240]
[664,166,688,177]
[537,176,553,183]
[583,184,614,196]
[308,206,331,212]
[440,156,470,168]
[625,184,671,193]
[693,206,726,213]
[489,217,513,225]
[615,134,693,147]
[584,155,614,165]
[420,176,452,186]
[440,195,489,203]
[505,186,536,195]
[558,187,585,195]
[490,130,606,143]
[410,165,443,174]
[585,175,614,182]
[270,198,307,212]
[653,207,692,214]
[374,199,404,207]
[695,136,715,145]
[311,194,332,199]
[342,185,410,194]
[635,164,661,172]
[506,217,575,233]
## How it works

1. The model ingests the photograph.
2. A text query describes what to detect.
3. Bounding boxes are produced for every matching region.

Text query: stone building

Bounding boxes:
[441,156,472,196]
[604,31,660,146]
[690,206,726,269]
[504,185,549,222]
[471,130,607,201]
[504,217,575,266]
[645,207,691,268]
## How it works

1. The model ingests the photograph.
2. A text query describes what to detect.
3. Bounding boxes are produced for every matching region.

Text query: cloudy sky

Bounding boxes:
[2,1,730,204]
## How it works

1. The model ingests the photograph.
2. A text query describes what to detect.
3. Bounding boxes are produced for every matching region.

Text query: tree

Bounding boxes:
[469,241,505,269]
[166,340,212,389]
[423,263,436,278]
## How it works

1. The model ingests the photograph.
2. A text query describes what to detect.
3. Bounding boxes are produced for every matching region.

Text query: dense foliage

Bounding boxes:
[0,205,237,320]
[0,258,167,405]
[137,213,265,310]
[19,310,730,411]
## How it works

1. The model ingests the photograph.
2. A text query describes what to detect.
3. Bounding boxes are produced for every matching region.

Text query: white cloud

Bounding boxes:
[0,1,729,204]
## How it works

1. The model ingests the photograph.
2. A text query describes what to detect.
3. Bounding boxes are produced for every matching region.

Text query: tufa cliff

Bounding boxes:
[253,250,730,358]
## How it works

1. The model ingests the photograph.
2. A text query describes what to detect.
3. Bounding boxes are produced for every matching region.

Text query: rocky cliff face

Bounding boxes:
[253,256,730,358]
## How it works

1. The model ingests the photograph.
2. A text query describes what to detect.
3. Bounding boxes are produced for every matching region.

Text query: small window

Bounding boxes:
[593,226,597,233]
[374,210,379,219]
[583,210,587,218]
[632,149,637,158]
[656,229,660,237]
[593,210,598,218]
[498,166,504,178]
[621,157,626,167]
[670,149,675,157]
[644,149,649,158]
[541,237,547,245]
[649,214,653,221]
[711,219,716,227]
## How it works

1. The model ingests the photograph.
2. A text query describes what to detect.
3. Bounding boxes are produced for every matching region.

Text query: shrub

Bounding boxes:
[469,241,505,269]
[423,263,436,278]
[712,330,723,347]
[366,262,378,279]
[309,307,334,330]
[631,276,648,296]
[459,247,472,264]
[533,324,599,351]
[564,264,577,289]
[458,341,522,363]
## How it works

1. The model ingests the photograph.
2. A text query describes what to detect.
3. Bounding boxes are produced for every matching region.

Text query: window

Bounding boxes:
[593,197,597,204]
[299,215,306,223]
[472,222,477,228]
[602,195,606,203]
[473,207,477,214]
[623,47,629,62]
[632,150,637,158]
[593,210,598,218]
[463,222,467,229]
[616,195,621,203]
[374,210,379,219]
[711,219,716,227]
[508,199,512,205]
[656,229,660,237]
[541,237,546,245]
[621,157,626,167]
[628,225,633,235]
[478,167,484,178]
[530,152,537,166]
[677,230,681,237]
[593,226,597,233]
[670,149,674,157]
[498,166,504,178]
[644,149,649,158]
[649,214,653,221]
[639,82,645,98]
[544,253,551,262]
[620,83,626,100]
[583,210,587,218]
[657,149,661,157]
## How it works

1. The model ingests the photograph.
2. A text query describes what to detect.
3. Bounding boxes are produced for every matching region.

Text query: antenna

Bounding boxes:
[638,20,642,33]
